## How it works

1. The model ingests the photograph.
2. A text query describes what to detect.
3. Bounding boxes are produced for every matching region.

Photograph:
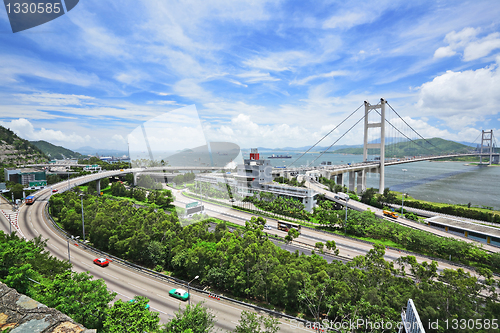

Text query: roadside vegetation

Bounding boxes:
[47,189,500,332]
[0,231,279,333]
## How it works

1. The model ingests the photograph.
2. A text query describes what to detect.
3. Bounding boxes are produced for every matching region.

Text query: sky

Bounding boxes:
[0,0,499,152]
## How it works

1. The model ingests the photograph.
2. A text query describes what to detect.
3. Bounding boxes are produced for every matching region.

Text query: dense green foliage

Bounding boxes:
[244,192,310,220]
[50,190,500,332]
[173,172,196,185]
[78,156,130,170]
[337,210,500,273]
[0,125,47,173]
[274,176,305,187]
[163,302,216,333]
[403,198,500,223]
[0,231,115,330]
[235,310,280,333]
[34,271,115,329]
[0,125,46,158]
[30,140,84,159]
[334,137,471,157]
[107,181,173,208]
[104,296,160,333]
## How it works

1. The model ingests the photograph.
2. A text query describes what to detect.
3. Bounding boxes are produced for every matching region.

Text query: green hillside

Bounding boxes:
[30,140,83,160]
[333,138,471,157]
[0,126,48,166]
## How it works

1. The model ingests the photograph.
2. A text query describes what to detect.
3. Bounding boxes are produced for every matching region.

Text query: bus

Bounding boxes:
[277,221,301,233]
[25,196,35,205]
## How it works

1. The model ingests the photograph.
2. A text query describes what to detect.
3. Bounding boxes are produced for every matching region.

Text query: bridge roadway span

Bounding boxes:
[2,170,496,330]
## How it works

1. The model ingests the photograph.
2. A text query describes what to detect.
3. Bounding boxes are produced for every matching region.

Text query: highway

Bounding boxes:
[3,170,496,332]
[304,178,500,253]
[6,181,316,333]
[172,188,490,276]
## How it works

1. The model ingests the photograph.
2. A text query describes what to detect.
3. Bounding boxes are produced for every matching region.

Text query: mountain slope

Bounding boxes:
[0,126,48,165]
[30,140,83,160]
[333,138,472,157]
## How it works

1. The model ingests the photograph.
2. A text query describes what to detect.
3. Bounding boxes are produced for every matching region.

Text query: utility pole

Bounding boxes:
[401,169,407,215]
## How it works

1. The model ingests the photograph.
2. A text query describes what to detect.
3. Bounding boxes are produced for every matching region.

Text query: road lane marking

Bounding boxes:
[100,271,120,280]
[128,283,148,291]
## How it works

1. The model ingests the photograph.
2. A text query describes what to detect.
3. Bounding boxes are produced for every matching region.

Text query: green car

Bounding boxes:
[169,288,189,301]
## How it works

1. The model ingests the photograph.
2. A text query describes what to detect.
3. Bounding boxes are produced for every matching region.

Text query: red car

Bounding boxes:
[52,189,58,193]
[93,258,109,267]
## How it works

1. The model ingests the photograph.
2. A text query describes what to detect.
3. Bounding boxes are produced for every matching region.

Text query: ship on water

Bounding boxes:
[268,154,292,159]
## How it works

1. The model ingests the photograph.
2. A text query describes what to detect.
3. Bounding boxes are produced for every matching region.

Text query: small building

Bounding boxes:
[426,215,500,247]
[4,168,46,185]
[235,149,317,212]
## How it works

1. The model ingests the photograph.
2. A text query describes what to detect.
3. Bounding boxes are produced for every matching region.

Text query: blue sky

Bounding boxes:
[0,0,499,151]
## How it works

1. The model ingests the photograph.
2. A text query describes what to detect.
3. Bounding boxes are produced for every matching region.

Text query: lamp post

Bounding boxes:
[67,235,79,263]
[401,169,407,215]
[80,194,85,242]
[188,275,199,306]
[344,197,349,235]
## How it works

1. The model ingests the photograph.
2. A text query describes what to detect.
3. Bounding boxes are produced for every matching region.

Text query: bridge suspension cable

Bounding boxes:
[306,111,368,167]
[286,103,364,168]
[386,102,445,153]
[373,108,440,155]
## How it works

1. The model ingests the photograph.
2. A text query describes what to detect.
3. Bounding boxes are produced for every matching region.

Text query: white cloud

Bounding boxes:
[227,79,248,88]
[290,70,349,85]
[0,55,99,88]
[112,134,125,142]
[243,51,311,72]
[463,33,500,61]
[0,118,90,144]
[14,93,95,106]
[433,46,456,59]
[323,12,368,30]
[236,71,280,83]
[416,61,500,129]
[434,27,500,62]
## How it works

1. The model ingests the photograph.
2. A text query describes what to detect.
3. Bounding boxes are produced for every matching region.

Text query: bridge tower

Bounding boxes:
[363,98,386,194]
[480,130,493,165]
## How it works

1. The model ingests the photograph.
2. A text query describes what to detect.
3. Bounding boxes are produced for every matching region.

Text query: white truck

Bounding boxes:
[334,192,349,201]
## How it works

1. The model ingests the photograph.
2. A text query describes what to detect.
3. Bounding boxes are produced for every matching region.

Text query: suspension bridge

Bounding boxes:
[274,98,498,194]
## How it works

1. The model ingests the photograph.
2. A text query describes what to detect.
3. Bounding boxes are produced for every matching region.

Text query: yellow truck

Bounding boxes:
[383,210,398,219]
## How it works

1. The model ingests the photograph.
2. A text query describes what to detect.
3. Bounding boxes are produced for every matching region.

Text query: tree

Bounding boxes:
[235,310,280,333]
[125,173,134,184]
[162,302,216,333]
[34,271,116,329]
[325,240,339,256]
[138,174,156,189]
[110,181,127,197]
[285,228,299,245]
[104,296,159,333]
[315,242,324,254]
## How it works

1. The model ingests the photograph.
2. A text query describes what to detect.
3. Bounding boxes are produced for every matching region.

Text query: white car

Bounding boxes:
[264,224,272,230]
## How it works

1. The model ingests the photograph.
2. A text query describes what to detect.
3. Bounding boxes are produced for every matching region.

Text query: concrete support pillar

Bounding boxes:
[348,172,355,192]
[96,179,101,194]
[133,173,138,186]
[336,174,343,186]
[356,171,362,193]
[22,191,26,199]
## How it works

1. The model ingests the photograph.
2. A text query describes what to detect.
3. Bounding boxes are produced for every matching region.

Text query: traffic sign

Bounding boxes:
[29,181,47,187]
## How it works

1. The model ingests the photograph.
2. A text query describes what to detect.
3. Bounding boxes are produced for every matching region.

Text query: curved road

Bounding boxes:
[13,182,315,333]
